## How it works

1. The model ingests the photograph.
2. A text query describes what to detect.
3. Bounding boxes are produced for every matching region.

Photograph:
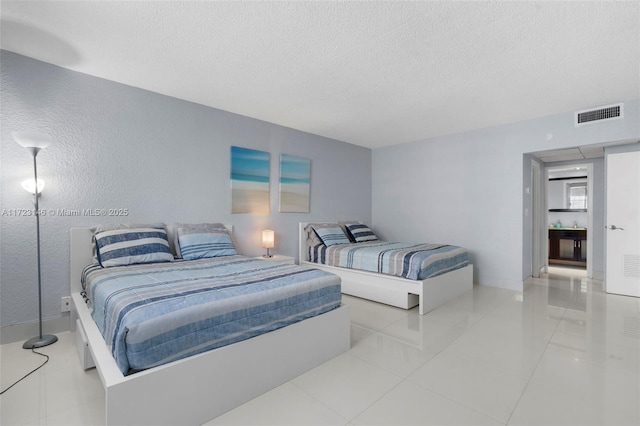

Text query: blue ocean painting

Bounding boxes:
[279,154,310,213]
[231,146,270,214]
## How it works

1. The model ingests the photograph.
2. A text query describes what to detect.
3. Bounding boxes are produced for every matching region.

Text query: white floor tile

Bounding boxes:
[508,380,640,426]
[352,380,502,426]
[0,366,47,426]
[342,295,409,331]
[203,382,348,426]
[348,326,439,377]
[531,345,640,401]
[409,350,530,423]
[350,324,374,346]
[45,397,105,426]
[549,329,640,375]
[417,288,495,329]
[290,352,403,420]
[444,322,547,377]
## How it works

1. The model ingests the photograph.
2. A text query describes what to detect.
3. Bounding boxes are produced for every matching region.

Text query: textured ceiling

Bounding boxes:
[1,1,639,149]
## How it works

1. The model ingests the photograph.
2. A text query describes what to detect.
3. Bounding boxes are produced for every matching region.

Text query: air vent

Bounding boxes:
[624,254,640,278]
[576,103,623,126]
[623,316,640,340]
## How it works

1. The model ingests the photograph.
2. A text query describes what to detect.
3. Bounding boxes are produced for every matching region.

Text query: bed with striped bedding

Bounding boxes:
[81,255,341,375]
[310,241,469,281]
[300,222,473,316]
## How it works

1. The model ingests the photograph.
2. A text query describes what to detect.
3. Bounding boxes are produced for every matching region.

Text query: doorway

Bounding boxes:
[526,140,639,285]
[545,163,593,279]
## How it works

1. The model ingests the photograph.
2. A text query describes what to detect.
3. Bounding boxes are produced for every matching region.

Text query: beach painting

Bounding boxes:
[230,146,270,214]
[279,154,311,213]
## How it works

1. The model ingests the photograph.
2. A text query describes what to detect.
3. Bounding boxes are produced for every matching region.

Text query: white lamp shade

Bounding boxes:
[13,131,52,149]
[22,178,45,194]
[262,230,275,248]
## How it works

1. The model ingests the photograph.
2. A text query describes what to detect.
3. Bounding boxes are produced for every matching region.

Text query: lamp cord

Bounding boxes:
[0,348,50,395]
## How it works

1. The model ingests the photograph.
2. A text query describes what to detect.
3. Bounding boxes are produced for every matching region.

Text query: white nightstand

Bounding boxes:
[254,255,295,265]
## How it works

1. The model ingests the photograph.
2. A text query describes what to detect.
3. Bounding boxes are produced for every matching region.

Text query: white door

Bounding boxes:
[605,150,640,297]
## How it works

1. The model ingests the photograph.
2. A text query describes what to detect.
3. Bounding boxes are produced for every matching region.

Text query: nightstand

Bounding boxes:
[254,255,295,265]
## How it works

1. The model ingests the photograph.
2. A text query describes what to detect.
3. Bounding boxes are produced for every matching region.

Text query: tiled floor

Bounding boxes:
[2,268,639,425]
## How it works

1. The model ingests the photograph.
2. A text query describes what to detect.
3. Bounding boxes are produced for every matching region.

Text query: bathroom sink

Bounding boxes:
[549,227,586,230]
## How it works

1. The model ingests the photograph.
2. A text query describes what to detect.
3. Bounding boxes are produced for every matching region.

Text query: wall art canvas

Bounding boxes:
[279,154,310,213]
[230,146,270,214]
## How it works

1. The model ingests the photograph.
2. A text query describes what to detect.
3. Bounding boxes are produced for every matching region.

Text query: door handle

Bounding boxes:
[606,225,624,230]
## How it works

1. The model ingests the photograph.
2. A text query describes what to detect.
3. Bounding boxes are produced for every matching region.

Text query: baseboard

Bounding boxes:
[0,315,70,345]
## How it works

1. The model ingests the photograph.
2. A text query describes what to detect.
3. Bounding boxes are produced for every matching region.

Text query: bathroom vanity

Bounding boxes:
[548,228,587,267]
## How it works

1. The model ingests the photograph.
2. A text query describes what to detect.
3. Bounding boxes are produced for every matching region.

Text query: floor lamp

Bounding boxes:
[13,131,58,349]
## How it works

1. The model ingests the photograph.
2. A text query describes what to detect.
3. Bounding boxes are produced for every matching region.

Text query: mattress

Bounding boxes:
[81,255,341,374]
[309,241,469,280]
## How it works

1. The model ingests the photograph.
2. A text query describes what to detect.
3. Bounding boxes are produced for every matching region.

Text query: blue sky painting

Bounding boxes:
[231,146,270,214]
[279,154,310,213]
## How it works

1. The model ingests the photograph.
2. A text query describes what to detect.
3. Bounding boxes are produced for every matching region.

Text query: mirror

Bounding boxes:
[548,177,588,211]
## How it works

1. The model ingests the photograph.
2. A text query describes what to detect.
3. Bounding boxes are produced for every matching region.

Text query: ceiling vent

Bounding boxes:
[575,103,623,126]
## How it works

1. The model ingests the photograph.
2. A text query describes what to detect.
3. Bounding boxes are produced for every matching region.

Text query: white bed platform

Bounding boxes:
[299,222,473,315]
[70,226,350,426]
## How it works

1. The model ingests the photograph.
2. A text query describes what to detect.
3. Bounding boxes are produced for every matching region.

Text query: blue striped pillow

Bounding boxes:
[177,225,236,260]
[313,226,351,246]
[95,227,174,267]
[345,223,378,243]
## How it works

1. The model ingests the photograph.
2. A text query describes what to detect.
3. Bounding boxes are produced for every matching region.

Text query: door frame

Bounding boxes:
[543,162,594,278]
[531,159,543,278]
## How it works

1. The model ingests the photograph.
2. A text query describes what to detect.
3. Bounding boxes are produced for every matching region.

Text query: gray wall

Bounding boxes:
[0,51,372,331]
[372,100,639,290]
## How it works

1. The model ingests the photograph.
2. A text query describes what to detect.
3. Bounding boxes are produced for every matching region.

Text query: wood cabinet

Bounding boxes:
[548,229,587,267]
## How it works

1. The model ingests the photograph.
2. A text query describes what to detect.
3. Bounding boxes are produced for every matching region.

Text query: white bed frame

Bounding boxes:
[70,226,350,426]
[299,222,473,315]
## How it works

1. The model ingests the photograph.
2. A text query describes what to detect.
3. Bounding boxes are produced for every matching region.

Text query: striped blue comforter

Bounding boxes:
[310,241,469,280]
[81,256,341,375]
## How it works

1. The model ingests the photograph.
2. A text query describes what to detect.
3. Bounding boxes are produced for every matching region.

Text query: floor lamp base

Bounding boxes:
[23,334,58,349]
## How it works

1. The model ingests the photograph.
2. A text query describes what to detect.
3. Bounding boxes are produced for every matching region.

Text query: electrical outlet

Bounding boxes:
[61,296,72,313]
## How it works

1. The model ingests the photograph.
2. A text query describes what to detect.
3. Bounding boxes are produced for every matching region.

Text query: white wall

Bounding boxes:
[0,51,372,333]
[372,101,639,290]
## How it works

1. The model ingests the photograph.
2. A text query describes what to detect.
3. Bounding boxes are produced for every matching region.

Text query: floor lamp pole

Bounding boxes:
[22,145,58,349]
